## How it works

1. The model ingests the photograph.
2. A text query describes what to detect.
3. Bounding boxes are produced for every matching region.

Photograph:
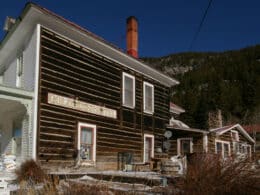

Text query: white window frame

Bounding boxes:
[16,54,23,87]
[143,81,154,114]
[215,139,231,158]
[77,122,97,162]
[177,138,193,156]
[122,72,135,108]
[231,130,239,142]
[240,143,252,157]
[143,134,154,163]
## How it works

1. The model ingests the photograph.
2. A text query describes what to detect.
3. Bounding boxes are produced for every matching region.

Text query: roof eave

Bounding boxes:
[31,3,179,87]
[213,124,255,144]
[167,125,208,134]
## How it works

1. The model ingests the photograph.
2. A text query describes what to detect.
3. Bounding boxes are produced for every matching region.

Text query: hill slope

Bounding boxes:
[143,45,260,129]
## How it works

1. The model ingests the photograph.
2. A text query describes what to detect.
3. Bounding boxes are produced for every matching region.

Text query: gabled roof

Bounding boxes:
[0,3,179,87]
[210,124,255,143]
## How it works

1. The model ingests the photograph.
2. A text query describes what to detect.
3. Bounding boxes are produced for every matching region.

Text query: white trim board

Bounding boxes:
[32,24,41,160]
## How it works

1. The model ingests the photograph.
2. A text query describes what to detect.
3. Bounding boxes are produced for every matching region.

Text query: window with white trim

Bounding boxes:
[215,140,230,158]
[144,134,154,162]
[16,54,23,87]
[240,144,251,157]
[143,82,154,114]
[177,138,193,156]
[78,122,96,162]
[122,72,135,108]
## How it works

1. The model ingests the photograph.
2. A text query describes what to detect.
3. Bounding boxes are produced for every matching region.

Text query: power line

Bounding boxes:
[189,0,213,51]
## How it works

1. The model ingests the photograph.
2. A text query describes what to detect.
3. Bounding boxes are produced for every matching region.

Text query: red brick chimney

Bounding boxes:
[126,16,138,58]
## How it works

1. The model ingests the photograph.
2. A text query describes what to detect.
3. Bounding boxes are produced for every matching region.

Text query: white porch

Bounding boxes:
[0,85,34,170]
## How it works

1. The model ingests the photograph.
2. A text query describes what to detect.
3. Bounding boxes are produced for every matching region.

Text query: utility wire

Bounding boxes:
[189,0,213,51]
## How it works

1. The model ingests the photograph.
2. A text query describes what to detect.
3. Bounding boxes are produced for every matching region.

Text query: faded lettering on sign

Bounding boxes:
[48,93,117,119]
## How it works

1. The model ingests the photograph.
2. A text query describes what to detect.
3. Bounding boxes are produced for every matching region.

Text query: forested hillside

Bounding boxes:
[143,45,260,129]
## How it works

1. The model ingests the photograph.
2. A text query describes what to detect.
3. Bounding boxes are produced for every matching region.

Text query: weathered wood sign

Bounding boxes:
[48,92,117,119]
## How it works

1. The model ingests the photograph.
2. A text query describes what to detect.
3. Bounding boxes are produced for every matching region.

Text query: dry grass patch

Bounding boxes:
[174,153,260,195]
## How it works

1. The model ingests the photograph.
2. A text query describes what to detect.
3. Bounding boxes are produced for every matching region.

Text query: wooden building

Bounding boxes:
[209,124,255,159]
[0,3,179,170]
[166,107,255,160]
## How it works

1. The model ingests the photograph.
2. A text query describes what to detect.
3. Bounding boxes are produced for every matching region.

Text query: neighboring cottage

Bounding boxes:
[0,3,179,170]
[167,108,255,160]
[209,124,255,159]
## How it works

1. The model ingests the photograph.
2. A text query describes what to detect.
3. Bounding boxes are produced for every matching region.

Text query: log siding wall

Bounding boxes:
[37,27,170,169]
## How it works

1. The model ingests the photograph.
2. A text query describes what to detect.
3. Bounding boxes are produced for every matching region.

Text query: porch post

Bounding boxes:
[203,134,208,153]
[20,102,33,160]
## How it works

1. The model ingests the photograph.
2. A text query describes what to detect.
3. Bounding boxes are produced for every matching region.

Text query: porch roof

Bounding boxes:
[0,84,33,100]
[166,125,208,134]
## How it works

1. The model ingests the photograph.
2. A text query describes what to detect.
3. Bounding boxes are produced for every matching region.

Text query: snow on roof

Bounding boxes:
[210,124,255,143]
[167,117,208,134]
[170,102,185,114]
[169,117,189,128]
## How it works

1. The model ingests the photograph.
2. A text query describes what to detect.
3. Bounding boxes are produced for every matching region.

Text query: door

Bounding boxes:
[144,134,154,162]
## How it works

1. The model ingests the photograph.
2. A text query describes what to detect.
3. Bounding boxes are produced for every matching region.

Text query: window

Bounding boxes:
[78,122,96,162]
[240,144,251,157]
[231,130,239,142]
[16,54,23,87]
[143,134,154,162]
[177,138,193,156]
[123,72,135,108]
[215,140,230,158]
[143,82,154,114]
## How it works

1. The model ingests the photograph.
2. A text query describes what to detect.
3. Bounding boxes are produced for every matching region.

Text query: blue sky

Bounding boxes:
[0,0,260,57]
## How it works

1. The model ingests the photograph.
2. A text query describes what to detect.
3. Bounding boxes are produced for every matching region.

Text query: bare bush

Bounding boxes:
[15,159,47,184]
[174,153,260,195]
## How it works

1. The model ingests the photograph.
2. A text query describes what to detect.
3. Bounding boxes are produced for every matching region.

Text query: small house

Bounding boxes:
[209,124,255,159]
